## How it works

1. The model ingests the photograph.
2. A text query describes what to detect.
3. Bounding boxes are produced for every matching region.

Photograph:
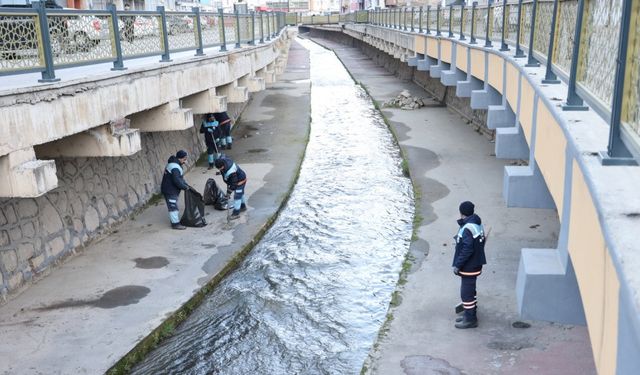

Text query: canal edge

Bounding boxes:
[106,108,313,375]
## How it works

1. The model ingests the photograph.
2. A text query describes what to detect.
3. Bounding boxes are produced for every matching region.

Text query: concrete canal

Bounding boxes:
[131,38,414,375]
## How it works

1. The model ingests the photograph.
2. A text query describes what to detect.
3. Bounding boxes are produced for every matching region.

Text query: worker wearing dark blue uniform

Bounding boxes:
[452,201,486,329]
[161,150,190,230]
[199,113,220,169]
[213,111,233,150]
[214,156,247,220]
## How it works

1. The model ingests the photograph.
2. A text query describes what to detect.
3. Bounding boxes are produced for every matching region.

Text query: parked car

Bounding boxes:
[167,15,193,35]
[66,15,110,50]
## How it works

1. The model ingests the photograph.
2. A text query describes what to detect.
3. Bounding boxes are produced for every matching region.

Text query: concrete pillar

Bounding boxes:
[238,75,266,93]
[487,104,516,129]
[0,148,57,198]
[456,76,484,98]
[181,88,227,115]
[417,56,437,72]
[441,68,466,87]
[503,161,555,209]
[407,53,423,67]
[129,101,194,133]
[217,82,249,103]
[256,67,276,84]
[495,125,530,159]
[34,124,141,158]
[470,85,502,110]
[516,147,586,325]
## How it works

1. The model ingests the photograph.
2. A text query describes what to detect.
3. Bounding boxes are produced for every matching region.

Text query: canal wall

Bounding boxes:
[0,103,247,301]
[305,27,490,138]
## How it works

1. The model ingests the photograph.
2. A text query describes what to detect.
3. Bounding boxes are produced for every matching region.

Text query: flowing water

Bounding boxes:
[132,38,414,375]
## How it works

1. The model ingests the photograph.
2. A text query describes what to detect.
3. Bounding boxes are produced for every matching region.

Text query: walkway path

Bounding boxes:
[309,37,596,375]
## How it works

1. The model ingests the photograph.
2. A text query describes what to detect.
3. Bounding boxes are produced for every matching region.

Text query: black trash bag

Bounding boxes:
[180,188,207,227]
[203,178,228,211]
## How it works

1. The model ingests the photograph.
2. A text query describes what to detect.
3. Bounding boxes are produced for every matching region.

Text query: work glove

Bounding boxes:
[452,267,460,276]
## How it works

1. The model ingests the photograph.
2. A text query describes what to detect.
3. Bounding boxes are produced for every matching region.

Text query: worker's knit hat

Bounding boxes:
[176,150,188,159]
[459,201,475,216]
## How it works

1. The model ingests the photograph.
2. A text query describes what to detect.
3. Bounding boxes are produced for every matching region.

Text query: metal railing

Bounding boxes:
[297,0,638,165]
[0,4,286,81]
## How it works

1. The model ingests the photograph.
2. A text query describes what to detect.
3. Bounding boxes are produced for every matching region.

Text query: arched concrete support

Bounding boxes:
[407,53,422,67]
[256,67,276,83]
[517,147,585,325]
[217,82,249,103]
[503,162,555,209]
[0,148,57,198]
[517,249,586,324]
[496,125,530,159]
[181,88,227,115]
[129,101,194,133]
[238,74,265,93]
[470,84,501,109]
[487,104,516,129]
[441,41,466,86]
[429,61,449,78]
[34,124,141,158]
[618,286,640,374]
[456,76,484,98]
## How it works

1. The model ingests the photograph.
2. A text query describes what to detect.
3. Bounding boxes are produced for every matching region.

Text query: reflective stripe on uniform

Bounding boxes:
[459,270,482,276]
[457,223,484,239]
[166,162,183,175]
[224,162,238,179]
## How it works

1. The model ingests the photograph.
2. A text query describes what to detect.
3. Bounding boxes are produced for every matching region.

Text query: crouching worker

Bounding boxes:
[214,156,247,220]
[452,201,486,329]
[200,114,220,169]
[161,150,191,230]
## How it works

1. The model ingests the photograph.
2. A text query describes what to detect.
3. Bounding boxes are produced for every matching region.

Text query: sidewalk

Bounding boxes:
[308,37,597,374]
[0,41,310,375]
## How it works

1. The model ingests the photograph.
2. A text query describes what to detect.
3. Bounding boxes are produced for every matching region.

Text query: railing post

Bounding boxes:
[426,6,431,34]
[158,6,172,62]
[411,7,415,32]
[436,5,441,36]
[514,0,525,57]
[470,1,477,44]
[418,6,423,33]
[600,0,638,165]
[260,12,264,43]
[34,1,59,82]
[541,0,560,84]
[485,1,492,47]
[448,5,454,37]
[266,12,271,40]
[459,5,466,40]
[250,11,256,45]
[273,13,277,37]
[194,7,205,55]
[562,0,587,110]
[234,11,241,48]
[500,0,510,51]
[525,0,540,67]
[403,8,407,31]
[108,4,126,71]
[219,8,227,51]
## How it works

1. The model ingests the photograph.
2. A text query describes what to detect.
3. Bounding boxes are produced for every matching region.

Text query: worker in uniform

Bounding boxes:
[199,113,220,169]
[161,150,191,230]
[214,156,247,220]
[213,111,233,150]
[452,201,486,329]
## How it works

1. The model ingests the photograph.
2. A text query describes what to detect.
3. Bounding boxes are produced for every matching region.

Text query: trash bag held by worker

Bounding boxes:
[180,188,207,227]
[203,178,228,211]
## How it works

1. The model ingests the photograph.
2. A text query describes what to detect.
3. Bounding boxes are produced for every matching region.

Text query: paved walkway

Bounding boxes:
[0,40,310,375]
[308,37,596,375]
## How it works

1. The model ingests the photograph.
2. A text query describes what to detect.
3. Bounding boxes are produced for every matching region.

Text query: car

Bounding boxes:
[66,15,110,50]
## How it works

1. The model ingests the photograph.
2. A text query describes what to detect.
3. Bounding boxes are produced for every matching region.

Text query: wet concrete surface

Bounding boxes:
[0,39,310,375]
[307,36,597,375]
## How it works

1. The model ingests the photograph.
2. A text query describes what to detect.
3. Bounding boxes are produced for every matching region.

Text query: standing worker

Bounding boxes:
[122,4,134,43]
[200,113,220,169]
[161,150,191,230]
[214,156,247,220]
[213,111,233,150]
[452,201,486,329]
